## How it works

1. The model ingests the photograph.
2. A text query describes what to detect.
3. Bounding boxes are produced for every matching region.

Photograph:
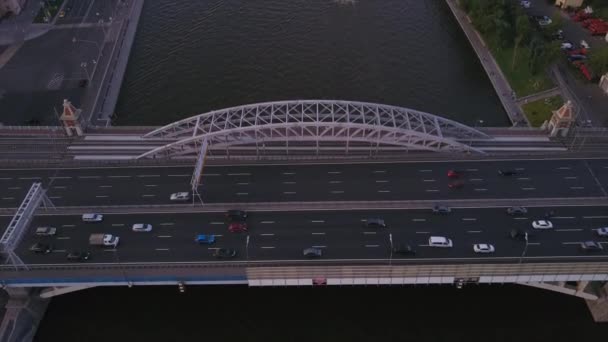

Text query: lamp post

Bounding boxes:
[519,232,529,264]
[389,233,393,266]
[469,119,484,150]
[246,235,250,261]
[80,62,92,81]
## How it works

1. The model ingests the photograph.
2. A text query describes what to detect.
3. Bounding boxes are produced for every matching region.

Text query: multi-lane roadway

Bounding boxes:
[14,206,608,265]
[1,158,607,207]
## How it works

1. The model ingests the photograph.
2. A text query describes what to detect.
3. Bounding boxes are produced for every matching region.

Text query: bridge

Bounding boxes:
[0,101,608,340]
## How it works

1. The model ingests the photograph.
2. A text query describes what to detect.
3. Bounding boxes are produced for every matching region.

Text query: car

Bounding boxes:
[580,40,590,49]
[364,218,386,228]
[392,244,416,256]
[213,248,237,258]
[67,251,91,261]
[170,192,190,201]
[30,243,52,254]
[561,42,574,50]
[596,227,608,237]
[537,16,552,26]
[532,220,553,229]
[473,243,495,253]
[303,247,322,258]
[506,206,528,215]
[428,236,453,248]
[58,10,65,18]
[448,181,464,189]
[432,205,451,214]
[510,229,529,241]
[82,213,103,222]
[195,234,216,244]
[228,222,248,233]
[226,210,247,221]
[498,169,517,176]
[132,223,152,232]
[551,30,564,40]
[35,226,57,236]
[520,1,531,8]
[447,170,460,178]
[580,241,604,252]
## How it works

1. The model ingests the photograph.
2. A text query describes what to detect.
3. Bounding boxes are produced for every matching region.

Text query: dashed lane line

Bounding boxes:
[563,177,578,180]
[423,179,436,182]
[312,232,326,235]
[415,231,430,234]
[56,237,71,240]
[363,232,377,235]
[19,177,41,180]
[377,190,391,193]
[419,169,433,172]
[53,250,67,253]
[7,187,21,190]
[330,191,345,194]
[159,223,174,226]
[99,185,112,188]
[95,195,109,198]
[145,184,158,187]
[311,220,325,223]
[462,218,477,221]
[168,174,190,177]
[236,193,249,196]
[375,180,389,183]
[2,197,15,200]
[552,216,576,219]
[517,178,530,181]
[137,175,161,178]
[210,222,224,225]
[49,196,62,199]
[260,221,275,224]
[425,189,439,192]
[111,224,125,227]
[583,216,608,219]
[365,245,379,248]
[155,248,170,251]
[282,181,296,184]
[327,171,341,174]
[283,192,297,195]
[329,181,342,184]
[312,245,327,248]
[556,229,583,232]
[470,178,484,181]
[108,175,131,178]
[157,235,172,238]
[521,187,536,191]
[373,170,386,173]
[227,173,251,176]
[142,195,155,198]
[79,176,101,179]
[570,187,585,190]
[61,224,75,227]
[467,230,482,233]
[282,172,296,175]
[474,188,487,191]
[412,219,426,222]
[260,233,275,236]
[261,246,275,249]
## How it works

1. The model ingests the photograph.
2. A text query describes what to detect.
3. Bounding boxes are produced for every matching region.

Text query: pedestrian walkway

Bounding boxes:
[445,0,529,127]
[516,87,562,105]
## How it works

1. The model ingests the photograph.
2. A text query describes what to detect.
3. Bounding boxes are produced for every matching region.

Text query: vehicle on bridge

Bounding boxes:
[82,213,104,222]
[132,223,153,232]
[226,210,248,221]
[473,244,495,254]
[89,234,120,247]
[498,169,518,176]
[447,170,461,178]
[429,236,453,248]
[364,218,386,228]
[30,243,53,254]
[532,220,553,229]
[596,227,608,237]
[195,234,215,244]
[448,181,464,189]
[67,251,91,261]
[228,222,247,233]
[432,205,451,215]
[506,206,528,215]
[35,226,57,236]
[170,192,191,201]
[580,241,604,252]
[213,248,237,259]
[392,244,416,256]
[303,248,322,258]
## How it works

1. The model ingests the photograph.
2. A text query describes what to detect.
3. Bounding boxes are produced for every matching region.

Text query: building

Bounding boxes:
[555,0,584,9]
[0,0,25,17]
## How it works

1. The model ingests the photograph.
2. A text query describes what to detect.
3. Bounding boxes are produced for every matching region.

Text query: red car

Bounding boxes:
[448,181,464,189]
[228,222,248,233]
[447,170,461,178]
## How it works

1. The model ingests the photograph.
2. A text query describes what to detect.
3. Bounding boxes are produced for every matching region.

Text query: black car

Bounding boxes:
[506,206,528,215]
[498,170,517,176]
[303,248,322,258]
[213,248,237,258]
[392,244,416,256]
[67,251,91,261]
[432,205,451,215]
[30,243,53,254]
[510,229,529,241]
[226,210,247,222]
[364,218,386,228]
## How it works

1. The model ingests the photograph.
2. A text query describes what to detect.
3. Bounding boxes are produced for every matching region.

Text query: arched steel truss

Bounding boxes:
[138,100,492,159]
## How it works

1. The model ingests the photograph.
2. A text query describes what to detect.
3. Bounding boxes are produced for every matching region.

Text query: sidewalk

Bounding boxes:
[445,0,529,127]
[516,87,562,105]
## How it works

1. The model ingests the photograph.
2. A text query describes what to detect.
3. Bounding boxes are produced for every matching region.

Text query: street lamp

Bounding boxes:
[519,232,529,264]
[80,62,92,81]
[246,235,250,261]
[389,233,393,266]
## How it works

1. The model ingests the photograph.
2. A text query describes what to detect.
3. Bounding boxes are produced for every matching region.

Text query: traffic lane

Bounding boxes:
[588,159,608,194]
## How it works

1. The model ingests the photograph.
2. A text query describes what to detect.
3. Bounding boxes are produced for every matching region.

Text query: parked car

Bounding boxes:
[392,244,416,256]
[213,248,237,258]
[170,192,190,201]
[473,244,495,254]
[520,1,531,9]
[82,213,103,222]
[428,236,453,248]
[561,42,574,50]
[228,222,248,233]
[580,241,604,252]
[67,251,91,261]
[30,243,53,254]
[532,220,553,229]
[195,234,216,244]
[226,210,248,221]
[596,227,608,237]
[432,205,451,214]
[35,226,57,236]
[132,223,153,232]
[506,206,528,215]
[364,218,386,228]
[303,247,322,258]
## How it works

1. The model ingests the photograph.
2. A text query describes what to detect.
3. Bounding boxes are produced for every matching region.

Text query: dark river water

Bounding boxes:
[34,285,607,342]
[114,0,508,126]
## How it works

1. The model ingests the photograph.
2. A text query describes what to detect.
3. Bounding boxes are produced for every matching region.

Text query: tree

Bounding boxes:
[589,45,608,77]
[512,14,531,69]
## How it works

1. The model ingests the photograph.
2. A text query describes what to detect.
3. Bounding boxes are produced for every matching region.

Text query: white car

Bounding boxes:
[580,40,590,49]
[428,236,453,248]
[532,220,553,229]
[473,243,495,253]
[170,192,190,201]
[35,226,57,236]
[132,223,152,232]
[520,1,531,9]
[82,213,103,222]
[596,227,608,237]
[560,42,573,50]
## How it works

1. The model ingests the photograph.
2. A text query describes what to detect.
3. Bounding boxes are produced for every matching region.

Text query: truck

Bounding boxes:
[89,233,120,247]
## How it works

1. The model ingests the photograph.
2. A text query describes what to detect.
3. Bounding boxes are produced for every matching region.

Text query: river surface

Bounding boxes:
[114,0,508,126]
[34,284,607,341]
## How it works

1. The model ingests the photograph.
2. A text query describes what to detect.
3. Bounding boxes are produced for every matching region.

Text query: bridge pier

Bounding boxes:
[0,287,49,342]
[586,282,608,322]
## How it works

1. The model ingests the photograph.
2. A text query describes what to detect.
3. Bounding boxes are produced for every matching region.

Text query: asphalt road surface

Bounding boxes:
[0,158,607,208]
[14,206,608,265]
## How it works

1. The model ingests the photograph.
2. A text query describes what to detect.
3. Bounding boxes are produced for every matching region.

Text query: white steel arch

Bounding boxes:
[138,100,492,159]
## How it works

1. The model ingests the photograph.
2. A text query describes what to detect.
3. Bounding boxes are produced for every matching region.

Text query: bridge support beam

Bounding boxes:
[0,287,49,342]
[517,281,598,300]
[586,282,608,322]
[39,285,98,299]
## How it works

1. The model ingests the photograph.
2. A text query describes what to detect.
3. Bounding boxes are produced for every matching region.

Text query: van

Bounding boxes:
[82,213,103,222]
[428,236,453,248]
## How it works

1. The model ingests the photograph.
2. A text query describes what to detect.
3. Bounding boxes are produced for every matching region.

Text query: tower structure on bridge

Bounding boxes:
[59,99,84,137]
[546,100,576,137]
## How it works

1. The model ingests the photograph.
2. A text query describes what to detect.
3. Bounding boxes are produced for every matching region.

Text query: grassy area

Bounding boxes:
[487,41,555,97]
[521,95,564,127]
[33,0,64,24]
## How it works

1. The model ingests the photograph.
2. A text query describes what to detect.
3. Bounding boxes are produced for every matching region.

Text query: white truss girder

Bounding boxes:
[139,100,492,158]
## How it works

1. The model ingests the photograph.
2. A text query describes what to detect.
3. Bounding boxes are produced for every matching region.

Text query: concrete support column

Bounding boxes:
[587,282,608,323]
[0,287,49,342]
[576,280,589,294]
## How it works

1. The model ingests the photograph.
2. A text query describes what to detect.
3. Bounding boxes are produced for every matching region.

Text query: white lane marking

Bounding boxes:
[144,184,158,187]
[515,168,525,171]
[214,234,224,237]
[419,169,432,172]
[282,181,296,184]
[527,242,541,246]
[423,179,435,182]
[363,232,377,235]
[365,245,379,248]
[329,181,342,184]
[61,224,75,227]
[49,196,62,199]
[52,186,67,189]
[159,223,174,226]
[418,244,430,247]
[236,182,249,185]
[108,175,131,178]
[260,221,275,224]
[56,237,71,240]
[426,189,439,192]
[553,216,576,219]
[2,197,15,200]
[466,168,478,172]
[207,247,220,250]
[103,249,117,252]
[521,187,536,190]
[95,195,109,198]
[312,232,326,235]
[142,194,155,198]
[564,177,578,180]
[556,229,583,232]
[415,231,430,234]
[311,220,325,223]
[283,192,297,195]
[570,187,585,190]
[111,224,125,227]
[330,190,344,194]
[19,177,41,180]
[261,246,275,249]
[137,175,161,178]
[373,170,386,173]
[583,216,608,219]
[557,167,572,170]
[312,245,327,248]
[377,190,391,193]
[562,242,582,245]
[327,171,341,174]
[470,178,484,181]
[168,174,190,177]
[236,192,249,195]
[467,230,482,233]
[474,188,487,191]
[0,177,12,180]
[517,177,530,181]
[155,248,170,251]
[227,173,251,176]
[99,185,112,188]
[375,180,389,183]
[260,233,275,236]
[204,173,221,177]
[7,187,21,190]
[513,217,528,220]
[49,176,71,180]
[53,249,67,253]
[462,218,477,221]
[210,222,224,225]
[79,176,101,179]
[157,235,172,238]
[282,172,296,175]
[412,219,426,222]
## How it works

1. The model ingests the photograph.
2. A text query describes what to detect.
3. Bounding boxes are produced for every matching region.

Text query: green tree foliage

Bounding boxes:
[512,14,532,69]
[589,45,608,76]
